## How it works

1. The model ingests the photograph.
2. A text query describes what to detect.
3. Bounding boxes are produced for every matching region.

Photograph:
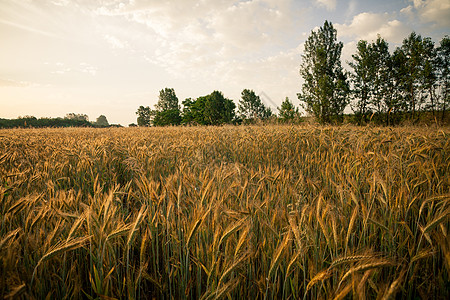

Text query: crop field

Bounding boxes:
[0,125,449,299]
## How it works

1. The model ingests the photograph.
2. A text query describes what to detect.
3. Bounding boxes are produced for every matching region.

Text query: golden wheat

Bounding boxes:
[0,125,448,299]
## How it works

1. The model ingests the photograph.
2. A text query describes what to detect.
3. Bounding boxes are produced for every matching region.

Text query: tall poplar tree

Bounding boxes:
[397,32,435,118]
[349,40,373,124]
[298,20,349,123]
[437,36,450,121]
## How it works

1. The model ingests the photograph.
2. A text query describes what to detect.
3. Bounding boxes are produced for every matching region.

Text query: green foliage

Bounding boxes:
[182,91,236,125]
[136,106,151,126]
[203,91,236,125]
[155,88,179,111]
[347,31,450,125]
[181,98,195,124]
[277,97,299,122]
[0,116,93,128]
[349,40,373,124]
[298,20,349,124]
[65,113,89,122]
[437,36,450,121]
[153,109,182,126]
[349,36,399,125]
[95,115,109,127]
[153,88,182,126]
[238,89,272,121]
[396,32,436,117]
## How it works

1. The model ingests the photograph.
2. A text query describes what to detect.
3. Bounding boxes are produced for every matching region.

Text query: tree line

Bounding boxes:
[138,21,449,127]
[0,113,118,129]
[299,20,449,125]
[135,88,300,126]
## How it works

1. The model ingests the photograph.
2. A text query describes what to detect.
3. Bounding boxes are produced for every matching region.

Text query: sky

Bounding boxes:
[1,0,449,126]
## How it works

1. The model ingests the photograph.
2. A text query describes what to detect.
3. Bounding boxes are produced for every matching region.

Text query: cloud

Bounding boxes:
[51,0,69,6]
[209,0,290,50]
[405,0,450,28]
[95,0,294,53]
[0,78,31,87]
[335,12,410,44]
[50,62,98,76]
[90,0,298,82]
[79,63,98,76]
[103,34,128,49]
[314,0,337,11]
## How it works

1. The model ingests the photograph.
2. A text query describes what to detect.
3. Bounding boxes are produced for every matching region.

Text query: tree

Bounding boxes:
[436,36,450,121]
[370,37,394,118]
[277,97,299,122]
[153,88,181,126]
[181,91,236,125]
[136,106,151,126]
[95,115,109,127]
[65,113,89,122]
[203,91,236,125]
[392,47,409,113]
[350,36,399,125]
[349,40,373,124]
[238,89,272,121]
[297,20,349,123]
[397,32,436,118]
[421,43,437,115]
[181,98,195,125]
[182,97,208,125]
[373,36,403,125]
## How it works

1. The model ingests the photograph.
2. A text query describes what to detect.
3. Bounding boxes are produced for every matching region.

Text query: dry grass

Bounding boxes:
[0,125,448,299]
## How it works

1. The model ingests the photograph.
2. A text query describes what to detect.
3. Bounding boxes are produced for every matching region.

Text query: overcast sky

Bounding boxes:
[1,0,449,126]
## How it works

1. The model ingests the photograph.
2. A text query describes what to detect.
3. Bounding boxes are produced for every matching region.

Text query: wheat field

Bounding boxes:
[0,125,448,299]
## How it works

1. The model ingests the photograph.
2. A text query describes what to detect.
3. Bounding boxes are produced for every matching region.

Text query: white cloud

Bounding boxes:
[314,0,337,11]
[335,12,410,44]
[103,34,128,49]
[90,0,298,86]
[341,41,357,69]
[50,62,97,76]
[79,63,98,76]
[209,0,289,50]
[95,0,294,54]
[410,0,450,27]
[0,78,31,87]
[51,0,69,6]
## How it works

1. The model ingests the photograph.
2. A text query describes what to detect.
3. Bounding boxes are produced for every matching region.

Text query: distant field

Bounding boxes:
[0,125,449,299]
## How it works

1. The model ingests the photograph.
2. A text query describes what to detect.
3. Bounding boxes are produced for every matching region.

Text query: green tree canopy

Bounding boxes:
[238,89,272,121]
[396,32,436,117]
[65,113,89,122]
[297,20,349,123]
[153,88,181,126]
[181,91,236,125]
[277,97,299,122]
[437,36,450,121]
[349,36,397,124]
[95,115,109,127]
[203,91,236,125]
[349,40,373,123]
[136,106,151,126]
